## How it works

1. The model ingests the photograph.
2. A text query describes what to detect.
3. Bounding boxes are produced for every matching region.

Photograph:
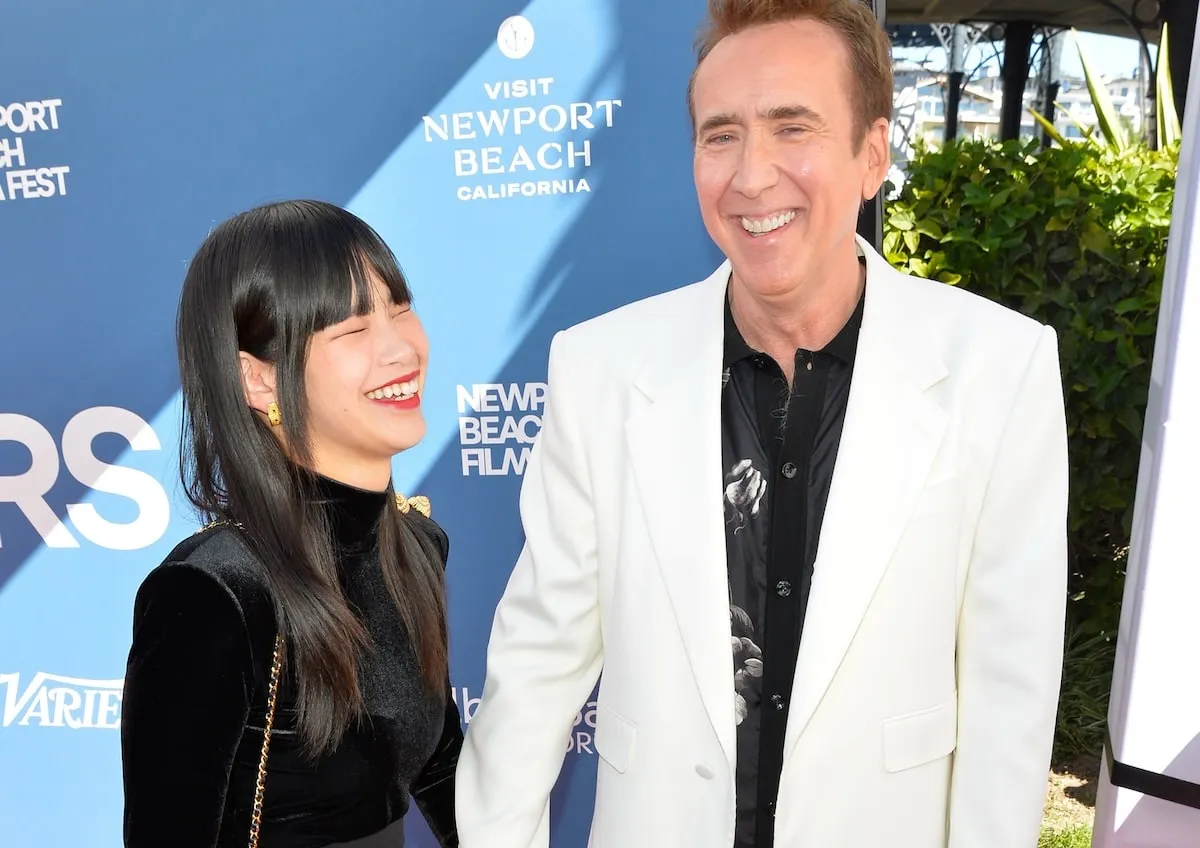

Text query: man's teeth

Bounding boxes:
[741,210,796,234]
[367,379,419,400]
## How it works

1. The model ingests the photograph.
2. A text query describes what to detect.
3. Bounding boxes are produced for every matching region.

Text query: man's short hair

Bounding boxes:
[687,0,894,148]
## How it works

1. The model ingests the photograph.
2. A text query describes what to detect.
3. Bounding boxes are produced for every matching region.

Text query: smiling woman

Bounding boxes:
[119,199,461,848]
[287,255,431,492]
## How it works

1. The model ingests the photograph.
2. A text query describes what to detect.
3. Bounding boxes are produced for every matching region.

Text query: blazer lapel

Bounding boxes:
[625,262,738,767]
[784,239,950,755]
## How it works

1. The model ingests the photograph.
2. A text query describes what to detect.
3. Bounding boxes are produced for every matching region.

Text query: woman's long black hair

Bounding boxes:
[176,199,447,757]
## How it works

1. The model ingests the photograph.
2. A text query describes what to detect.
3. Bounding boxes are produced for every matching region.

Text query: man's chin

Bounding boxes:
[729,250,813,298]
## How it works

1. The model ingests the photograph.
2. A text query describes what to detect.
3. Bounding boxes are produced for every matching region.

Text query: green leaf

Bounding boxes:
[1062,110,1098,144]
[1115,336,1134,366]
[988,187,1014,212]
[916,220,945,240]
[1118,405,1144,438]
[1113,297,1144,315]
[962,182,991,207]
[1157,23,1182,148]
[1081,225,1112,255]
[1074,30,1130,150]
[902,230,920,253]
[1028,106,1069,147]
[890,207,915,231]
[1097,489,1127,510]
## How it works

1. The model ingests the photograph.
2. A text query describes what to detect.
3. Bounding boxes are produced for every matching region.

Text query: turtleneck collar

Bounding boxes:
[307,470,390,556]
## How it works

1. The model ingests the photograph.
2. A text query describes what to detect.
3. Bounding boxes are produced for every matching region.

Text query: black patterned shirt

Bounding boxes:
[721,282,863,847]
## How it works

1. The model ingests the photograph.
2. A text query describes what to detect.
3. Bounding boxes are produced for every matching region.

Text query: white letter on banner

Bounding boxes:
[422,115,449,142]
[454,149,479,176]
[0,413,76,547]
[537,143,562,170]
[481,147,504,175]
[62,406,169,550]
[567,140,592,168]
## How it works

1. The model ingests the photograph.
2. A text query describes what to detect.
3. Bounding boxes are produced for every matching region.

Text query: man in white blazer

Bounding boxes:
[456,1,1069,846]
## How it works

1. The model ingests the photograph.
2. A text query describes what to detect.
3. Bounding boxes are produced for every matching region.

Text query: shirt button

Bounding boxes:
[775,580,792,597]
[781,462,798,479]
[770,693,785,710]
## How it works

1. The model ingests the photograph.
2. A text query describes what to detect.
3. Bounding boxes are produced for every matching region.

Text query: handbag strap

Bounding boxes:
[248,633,284,848]
[195,517,284,847]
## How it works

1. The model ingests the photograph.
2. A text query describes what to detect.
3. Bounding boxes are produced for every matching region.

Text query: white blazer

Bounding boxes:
[455,237,1069,848]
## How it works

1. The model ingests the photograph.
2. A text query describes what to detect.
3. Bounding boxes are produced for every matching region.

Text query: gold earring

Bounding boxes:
[267,402,281,427]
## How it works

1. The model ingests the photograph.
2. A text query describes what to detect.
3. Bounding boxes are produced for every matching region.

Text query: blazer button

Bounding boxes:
[695,764,714,780]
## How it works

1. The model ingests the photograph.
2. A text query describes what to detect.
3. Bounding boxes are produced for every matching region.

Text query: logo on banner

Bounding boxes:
[421,14,623,202]
[497,15,535,60]
[0,98,70,201]
[0,406,170,549]
[0,672,123,729]
[457,383,545,476]
[452,686,597,755]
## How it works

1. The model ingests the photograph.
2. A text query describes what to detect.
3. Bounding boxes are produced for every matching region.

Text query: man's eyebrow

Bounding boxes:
[696,104,823,137]
[697,112,740,137]
[763,103,822,123]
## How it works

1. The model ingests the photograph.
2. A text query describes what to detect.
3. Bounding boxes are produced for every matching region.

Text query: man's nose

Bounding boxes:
[730,130,780,198]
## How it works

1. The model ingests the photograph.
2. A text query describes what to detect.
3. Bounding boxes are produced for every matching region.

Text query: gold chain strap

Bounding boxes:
[248,633,284,848]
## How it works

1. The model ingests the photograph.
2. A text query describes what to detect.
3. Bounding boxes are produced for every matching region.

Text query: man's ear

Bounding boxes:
[860,117,891,201]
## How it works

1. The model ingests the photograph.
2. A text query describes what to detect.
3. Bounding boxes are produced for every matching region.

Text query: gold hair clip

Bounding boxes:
[395,493,431,518]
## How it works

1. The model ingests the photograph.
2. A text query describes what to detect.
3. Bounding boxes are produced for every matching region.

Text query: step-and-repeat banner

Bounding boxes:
[0,1,723,844]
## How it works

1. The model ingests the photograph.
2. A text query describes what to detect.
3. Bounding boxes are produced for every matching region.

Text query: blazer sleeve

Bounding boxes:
[455,330,604,848]
[121,563,254,848]
[948,324,1069,848]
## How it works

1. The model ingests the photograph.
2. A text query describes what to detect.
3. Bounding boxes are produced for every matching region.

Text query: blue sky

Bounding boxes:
[895,30,1153,82]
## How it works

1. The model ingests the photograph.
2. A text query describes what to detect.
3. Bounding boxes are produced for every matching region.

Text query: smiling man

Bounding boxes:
[455,2,1070,847]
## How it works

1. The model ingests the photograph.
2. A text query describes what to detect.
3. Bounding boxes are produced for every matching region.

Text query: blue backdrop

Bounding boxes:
[0,1,724,844]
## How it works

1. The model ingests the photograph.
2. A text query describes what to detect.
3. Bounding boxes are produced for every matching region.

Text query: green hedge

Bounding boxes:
[883,137,1177,640]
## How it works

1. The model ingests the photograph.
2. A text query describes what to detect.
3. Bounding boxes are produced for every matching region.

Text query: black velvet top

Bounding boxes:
[120,474,462,847]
